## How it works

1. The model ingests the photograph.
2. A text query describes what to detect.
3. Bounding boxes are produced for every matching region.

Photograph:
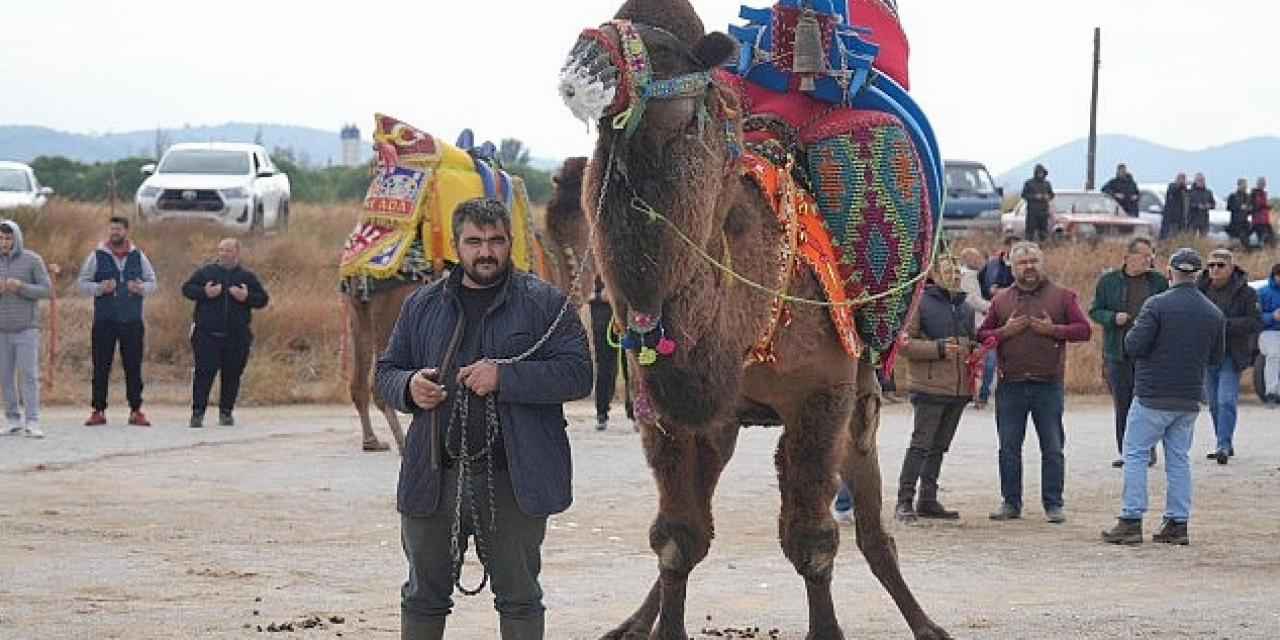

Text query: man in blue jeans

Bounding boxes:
[1196,248,1261,464]
[977,243,1091,524]
[1103,248,1224,545]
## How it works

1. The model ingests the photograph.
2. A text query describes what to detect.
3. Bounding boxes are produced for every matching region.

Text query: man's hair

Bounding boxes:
[1169,268,1197,285]
[1210,247,1234,263]
[1271,262,1280,279]
[452,198,510,244]
[1008,241,1043,262]
[0,222,13,235]
[1126,237,1153,254]
[960,247,986,262]
[1002,234,1021,247]
[109,216,129,228]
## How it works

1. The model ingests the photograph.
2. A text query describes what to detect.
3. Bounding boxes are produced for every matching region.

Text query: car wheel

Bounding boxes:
[1254,353,1267,403]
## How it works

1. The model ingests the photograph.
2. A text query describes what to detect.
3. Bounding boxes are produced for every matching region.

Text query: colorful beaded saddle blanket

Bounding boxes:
[725,0,940,369]
[339,113,548,283]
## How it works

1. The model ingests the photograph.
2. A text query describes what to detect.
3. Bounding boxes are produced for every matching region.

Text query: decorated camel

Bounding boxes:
[558,0,949,638]
[339,114,562,452]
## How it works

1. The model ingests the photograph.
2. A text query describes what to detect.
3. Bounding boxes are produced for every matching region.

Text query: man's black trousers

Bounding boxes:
[191,329,252,414]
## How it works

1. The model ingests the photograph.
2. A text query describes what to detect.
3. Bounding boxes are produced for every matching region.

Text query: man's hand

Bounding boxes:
[204,281,223,299]
[100,278,117,295]
[410,368,447,410]
[228,284,249,302]
[1114,312,1131,327]
[3,278,22,294]
[126,279,145,295]
[1000,312,1031,338]
[458,360,499,397]
[1030,312,1058,337]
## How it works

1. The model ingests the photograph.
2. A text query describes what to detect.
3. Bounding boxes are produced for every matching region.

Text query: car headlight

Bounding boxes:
[219,187,251,199]
[139,186,162,198]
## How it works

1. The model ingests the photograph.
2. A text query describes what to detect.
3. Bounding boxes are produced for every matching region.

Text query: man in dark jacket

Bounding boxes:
[1161,173,1189,239]
[1186,173,1215,236]
[1101,163,1140,216]
[1021,164,1054,242]
[76,216,158,427]
[375,198,591,640]
[1196,249,1262,464]
[1250,177,1275,248]
[978,242,1092,524]
[1225,178,1254,247]
[588,275,632,431]
[978,234,1018,301]
[180,238,269,428]
[1102,248,1224,546]
[896,255,977,522]
[1089,237,1168,467]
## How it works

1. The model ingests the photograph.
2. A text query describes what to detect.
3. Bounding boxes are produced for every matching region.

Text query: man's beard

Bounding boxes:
[462,259,510,287]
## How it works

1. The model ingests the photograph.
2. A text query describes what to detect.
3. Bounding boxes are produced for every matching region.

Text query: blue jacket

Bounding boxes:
[1124,282,1225,411]
[1260,277,1280,332]
[375,268,592,517]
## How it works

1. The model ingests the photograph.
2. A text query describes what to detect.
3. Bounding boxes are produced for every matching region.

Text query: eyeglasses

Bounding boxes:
[1207,262,1228,268]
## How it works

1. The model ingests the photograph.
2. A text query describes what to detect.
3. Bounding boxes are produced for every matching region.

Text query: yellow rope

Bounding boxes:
[628,194,944,308]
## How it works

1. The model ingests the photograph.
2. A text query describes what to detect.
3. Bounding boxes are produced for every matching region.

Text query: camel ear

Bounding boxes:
[693,32,737,70]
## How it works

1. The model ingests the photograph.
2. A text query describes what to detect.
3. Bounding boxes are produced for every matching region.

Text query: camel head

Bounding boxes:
[544,157,592,302]
[559,0,741,322]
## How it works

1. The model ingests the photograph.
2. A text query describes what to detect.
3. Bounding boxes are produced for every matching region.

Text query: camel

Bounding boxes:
[558,1,950,638]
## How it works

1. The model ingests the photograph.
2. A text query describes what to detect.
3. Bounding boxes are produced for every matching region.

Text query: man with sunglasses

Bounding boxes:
[1197,249,1262,464]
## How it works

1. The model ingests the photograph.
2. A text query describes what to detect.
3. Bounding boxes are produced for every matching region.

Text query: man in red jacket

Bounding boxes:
[978,242,1092,524]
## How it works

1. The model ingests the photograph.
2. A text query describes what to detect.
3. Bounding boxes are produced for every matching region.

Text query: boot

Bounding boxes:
[894,500,917,523]
[499,616,545,640]
[401,614,446,640]
[1101,518,1143,545]
[189,411,204,429]
[916,499,960,520]
[1152,519,1190,545]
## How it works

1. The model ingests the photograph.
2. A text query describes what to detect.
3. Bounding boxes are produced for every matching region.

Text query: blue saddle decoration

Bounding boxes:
[728,0,943,225]
[456,129,514,210]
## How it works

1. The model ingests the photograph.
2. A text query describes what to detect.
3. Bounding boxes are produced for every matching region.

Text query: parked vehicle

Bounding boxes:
[1134,182,1230,241]
[135,143,290,233]
[1002,190,1155,240]
[943,160,1003,219]
[0,161,54,211]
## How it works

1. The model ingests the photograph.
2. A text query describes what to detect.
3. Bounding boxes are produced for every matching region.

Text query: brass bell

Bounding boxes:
[792,8,824,92]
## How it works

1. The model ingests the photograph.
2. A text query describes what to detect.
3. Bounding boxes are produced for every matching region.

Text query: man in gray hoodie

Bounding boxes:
[0,220,52,438]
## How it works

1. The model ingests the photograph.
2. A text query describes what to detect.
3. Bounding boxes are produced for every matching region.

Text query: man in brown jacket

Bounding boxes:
[896,255,978,522]
[978,242,1092,524]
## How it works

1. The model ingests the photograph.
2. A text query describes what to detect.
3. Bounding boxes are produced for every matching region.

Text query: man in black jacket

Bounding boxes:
[1196,249,1262,463]
[375,198,591,640]
[1186,173,1216,236]
[1101,163,1140,216]
[1021,164,1054,242]
[1102,248,1224,546]
[180,238,269,428]
[1161,173,1189,239]
[1225,178,1254,247]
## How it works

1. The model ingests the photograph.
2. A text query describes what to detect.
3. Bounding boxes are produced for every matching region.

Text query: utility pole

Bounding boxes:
[1086,27,1100,190]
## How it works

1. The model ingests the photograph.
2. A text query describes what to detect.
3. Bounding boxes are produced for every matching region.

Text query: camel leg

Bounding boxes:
[600,421,741,640]
[369,285,413,453]
[842,364,952,640]
[775,389,850,640]
[345,295,385,451]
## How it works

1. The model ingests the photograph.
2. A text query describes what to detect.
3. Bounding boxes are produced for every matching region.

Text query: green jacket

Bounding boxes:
[1089,268,1169,362]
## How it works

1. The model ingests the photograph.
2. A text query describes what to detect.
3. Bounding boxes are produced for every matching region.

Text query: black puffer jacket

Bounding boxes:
[1125,283,1225,410]
[180,262,269,336]
[1197,267,1263,371]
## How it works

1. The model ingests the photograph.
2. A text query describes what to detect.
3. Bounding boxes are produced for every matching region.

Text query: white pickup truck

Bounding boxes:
[135,143,290,233]
[0,161,54,211]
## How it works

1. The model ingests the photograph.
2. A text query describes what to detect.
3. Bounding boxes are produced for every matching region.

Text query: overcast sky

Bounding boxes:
[4,1,1276,174]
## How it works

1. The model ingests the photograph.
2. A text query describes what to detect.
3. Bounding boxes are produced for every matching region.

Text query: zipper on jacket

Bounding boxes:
[430,300,468,471]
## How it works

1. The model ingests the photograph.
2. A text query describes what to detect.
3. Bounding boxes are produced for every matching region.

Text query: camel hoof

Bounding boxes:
[914,622,953,640]
[362,440,390,452]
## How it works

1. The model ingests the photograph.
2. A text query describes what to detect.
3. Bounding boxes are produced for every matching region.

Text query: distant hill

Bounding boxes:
[0,123,563,170]
[995,134,1280,196]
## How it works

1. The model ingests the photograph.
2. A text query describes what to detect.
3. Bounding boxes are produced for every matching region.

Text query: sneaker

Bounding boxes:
[1111,458,1123,469]
[127,410,151,427]
[1,420,22,436]
[832,507,855,525]
[895,501,918,523]
[1215,449,1228,465]
[1148,447,1158,467]
[362,439,390,452]
[218,411,235,427]
[1045,507,1067,524]
[84,411,107,427]
[1152,519,1190,545]
[23,421,45,438]
[989,503,1022,521]
[189,412,204,429]
[594,417,608,432]
[915,500,960,520]
[1101,518,1143,545]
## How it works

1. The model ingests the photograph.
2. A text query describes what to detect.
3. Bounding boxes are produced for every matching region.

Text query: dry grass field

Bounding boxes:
[5,200,1277,407]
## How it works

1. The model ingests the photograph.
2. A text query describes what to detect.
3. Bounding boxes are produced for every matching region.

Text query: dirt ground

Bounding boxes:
[2,398,1278,639]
